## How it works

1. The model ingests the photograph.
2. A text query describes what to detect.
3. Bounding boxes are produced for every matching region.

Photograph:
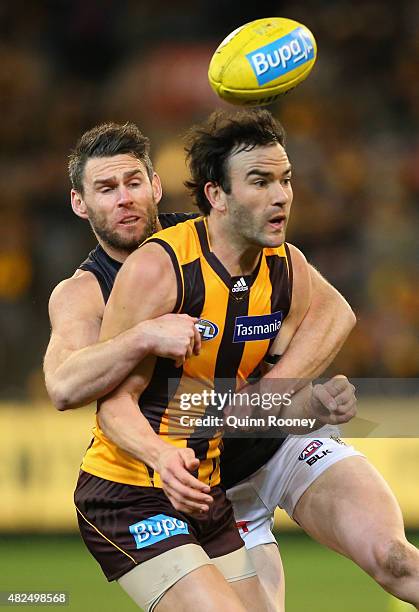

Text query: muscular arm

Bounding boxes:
[97,243,211,513]
[263,245,356,426]
[229,245,356,430]
[44,271,200,411]
[265,260,356,384]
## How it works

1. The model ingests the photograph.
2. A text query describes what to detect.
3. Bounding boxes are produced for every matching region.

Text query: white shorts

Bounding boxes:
[226,426,363,549]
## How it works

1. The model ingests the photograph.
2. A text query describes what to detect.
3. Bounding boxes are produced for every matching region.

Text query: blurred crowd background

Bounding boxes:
[1,0,418,400]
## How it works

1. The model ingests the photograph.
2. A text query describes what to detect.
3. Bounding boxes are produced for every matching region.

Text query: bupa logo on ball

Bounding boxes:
[195,319,219,341]
[298,440,323,461]
[233,310,283,343]
[246,27,315,86]
[129,514,189,549]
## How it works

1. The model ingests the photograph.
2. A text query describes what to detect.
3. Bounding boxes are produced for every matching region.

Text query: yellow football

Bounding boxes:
[208,17,317,106]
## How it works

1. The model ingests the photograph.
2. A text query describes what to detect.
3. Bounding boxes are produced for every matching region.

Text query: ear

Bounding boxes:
[71,190,88,219]
[204,182,227,213]
[151,172,163,205]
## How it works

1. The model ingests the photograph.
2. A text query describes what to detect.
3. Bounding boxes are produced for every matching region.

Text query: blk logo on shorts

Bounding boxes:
[129,514,189,549]
[298,440,323,461]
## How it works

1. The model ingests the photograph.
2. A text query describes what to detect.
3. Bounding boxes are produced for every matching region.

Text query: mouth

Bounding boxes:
[118,215,141,226]
[267,214,286,231]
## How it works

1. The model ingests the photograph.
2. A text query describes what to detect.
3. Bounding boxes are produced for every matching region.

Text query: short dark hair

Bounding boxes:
[184,109,286,215]
[68,122,154,194]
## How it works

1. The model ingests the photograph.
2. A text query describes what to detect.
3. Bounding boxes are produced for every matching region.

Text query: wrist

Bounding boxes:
[132,321,154,357]
[146,437,172,472]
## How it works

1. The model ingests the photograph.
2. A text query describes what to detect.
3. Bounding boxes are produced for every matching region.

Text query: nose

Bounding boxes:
[116,185,133,206]
[271,182,288,206]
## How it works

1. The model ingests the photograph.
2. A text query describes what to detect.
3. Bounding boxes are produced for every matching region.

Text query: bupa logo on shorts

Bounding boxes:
[129,514,189,550]
[233,311,283,343]
[298,439,323,461]
[246,27,315,86]
[195,319,219,341]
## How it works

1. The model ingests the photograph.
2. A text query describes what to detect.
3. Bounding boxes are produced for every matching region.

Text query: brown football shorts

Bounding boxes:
[74,470,245,582]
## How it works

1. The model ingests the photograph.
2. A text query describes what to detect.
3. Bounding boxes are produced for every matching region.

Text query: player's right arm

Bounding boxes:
[97,243,213,514]
[44,271,201,411]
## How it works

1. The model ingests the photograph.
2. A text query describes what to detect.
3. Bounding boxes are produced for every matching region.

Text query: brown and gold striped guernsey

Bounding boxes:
[81,217,292,488]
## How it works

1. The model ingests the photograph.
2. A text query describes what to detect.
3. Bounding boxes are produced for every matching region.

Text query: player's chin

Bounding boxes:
[262,229,286,248]
[117,222,147,241]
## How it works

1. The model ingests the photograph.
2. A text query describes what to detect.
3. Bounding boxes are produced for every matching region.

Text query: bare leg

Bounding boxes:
[293,456,419,609]
[155,566,269,612]
[246,543,285,612]
[229,574,271,611]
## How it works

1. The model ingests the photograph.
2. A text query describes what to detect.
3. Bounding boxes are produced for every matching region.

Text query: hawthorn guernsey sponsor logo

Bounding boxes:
[231,277,248,293]
[129,514,189,549]
[298,440,323,461]
[233,311,283,342]
[195,319,219,340]
[246,27,315,86]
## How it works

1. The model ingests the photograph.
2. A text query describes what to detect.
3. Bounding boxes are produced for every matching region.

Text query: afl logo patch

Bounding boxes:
[195,319,219,341]
[298,440,323,461]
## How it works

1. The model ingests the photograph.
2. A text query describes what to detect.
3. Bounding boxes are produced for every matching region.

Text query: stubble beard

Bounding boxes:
[87,201,158,254]
[228,199,269,249]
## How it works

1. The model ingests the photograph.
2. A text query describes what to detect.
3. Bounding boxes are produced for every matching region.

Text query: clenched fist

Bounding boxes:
[308,375,357,425]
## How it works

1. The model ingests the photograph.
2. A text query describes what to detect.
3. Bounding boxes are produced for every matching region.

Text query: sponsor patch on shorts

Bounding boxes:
[129,514,189,549]
[298,440,323,461]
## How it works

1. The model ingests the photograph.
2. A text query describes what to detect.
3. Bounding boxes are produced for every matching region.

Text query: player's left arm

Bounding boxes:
[262,243,356,425]
[265,255,356,382]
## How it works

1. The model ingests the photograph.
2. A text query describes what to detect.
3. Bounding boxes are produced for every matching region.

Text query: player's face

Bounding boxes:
[80,154,160,253]
[224,143,293,248]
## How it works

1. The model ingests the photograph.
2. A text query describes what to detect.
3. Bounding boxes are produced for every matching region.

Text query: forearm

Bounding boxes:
[278,384,320,434]
[47,325,151,410]
[98,394,169,470]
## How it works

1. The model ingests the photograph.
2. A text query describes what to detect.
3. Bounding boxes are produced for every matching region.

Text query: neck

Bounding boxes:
[206,213,261,277]
[97,239,131,263]
[95,218,162,264]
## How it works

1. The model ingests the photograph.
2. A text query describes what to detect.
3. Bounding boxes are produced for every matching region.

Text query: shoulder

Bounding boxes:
[48,270,104,323]
[143,216,202,264]
[109,242,179,313]
[285,243,308,270]
[284,243,311,314]
[158,212,199,229]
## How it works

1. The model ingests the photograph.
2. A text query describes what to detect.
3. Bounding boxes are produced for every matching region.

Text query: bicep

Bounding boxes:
[100,243,178,341]
[98,243,178,400]
[44,278,103,374]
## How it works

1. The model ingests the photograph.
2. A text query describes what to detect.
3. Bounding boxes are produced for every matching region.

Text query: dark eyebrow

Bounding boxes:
[123,168,144,180]
[93,168,144,187]
[245,164,292,179]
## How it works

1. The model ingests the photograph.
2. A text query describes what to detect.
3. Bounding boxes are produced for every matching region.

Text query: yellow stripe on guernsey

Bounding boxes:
[81,217,292,488]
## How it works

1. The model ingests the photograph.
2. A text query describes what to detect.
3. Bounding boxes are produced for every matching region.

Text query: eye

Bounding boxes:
[254,179,267,187]
[99,186,113,193]
[282,177,292,186]
[129,181,141,188]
